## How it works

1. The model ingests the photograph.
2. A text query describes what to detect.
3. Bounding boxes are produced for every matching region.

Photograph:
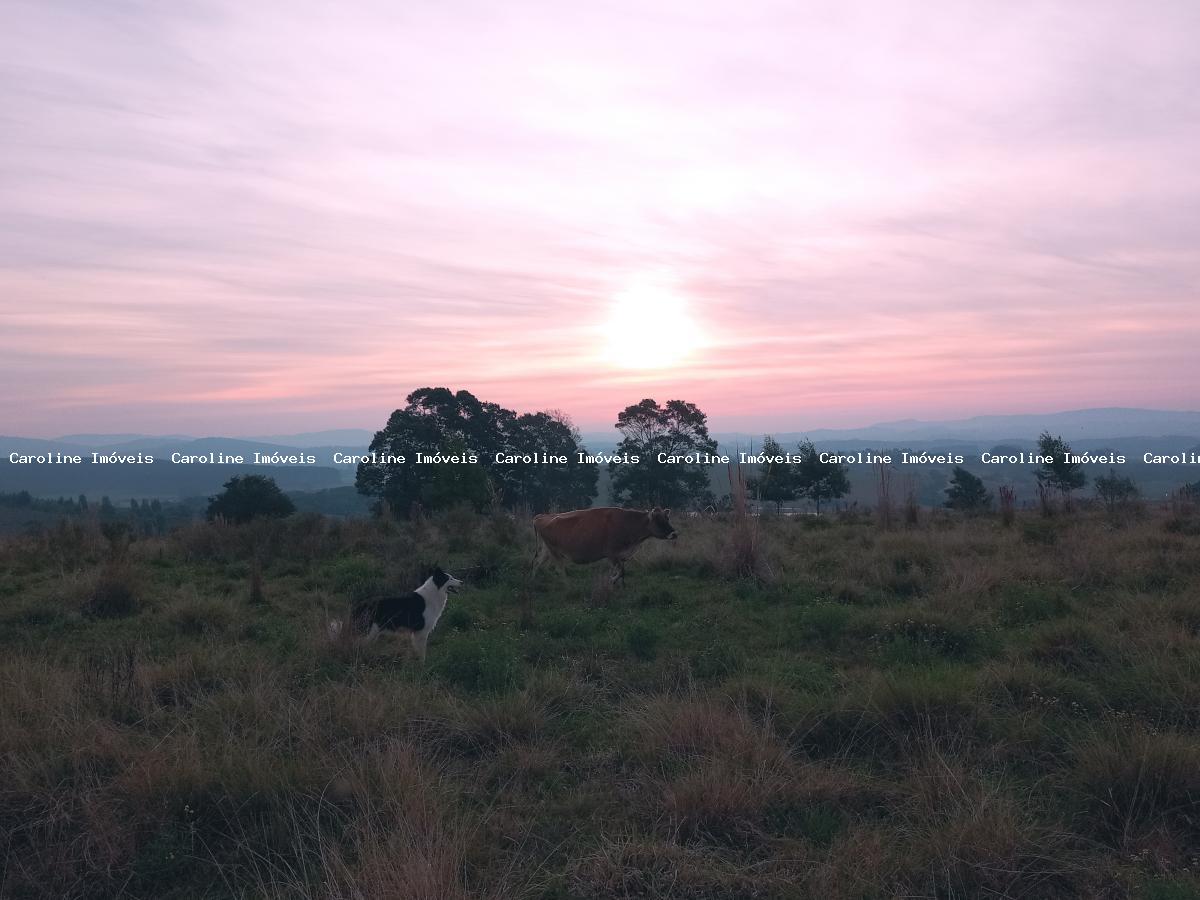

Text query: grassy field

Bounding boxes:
[3,505,1200,899]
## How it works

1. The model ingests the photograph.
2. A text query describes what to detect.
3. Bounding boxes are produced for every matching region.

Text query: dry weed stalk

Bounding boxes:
[725,459,767,579]
[998,485,1016,527]
[903,476,920,527]
[1037,481,1055,518]
[875,462,894,530]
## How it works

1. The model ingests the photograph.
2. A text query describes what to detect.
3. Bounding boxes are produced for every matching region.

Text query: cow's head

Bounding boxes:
[649,507,677,541]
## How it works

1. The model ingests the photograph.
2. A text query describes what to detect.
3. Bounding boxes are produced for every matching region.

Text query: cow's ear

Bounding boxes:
[650,506,660,514]
[663,508,671,517]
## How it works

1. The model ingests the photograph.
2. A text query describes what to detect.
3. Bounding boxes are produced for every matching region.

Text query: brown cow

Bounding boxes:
[532,506,677,585]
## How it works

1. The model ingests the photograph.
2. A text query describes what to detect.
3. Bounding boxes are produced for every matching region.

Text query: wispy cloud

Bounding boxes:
[2,0,1197,434]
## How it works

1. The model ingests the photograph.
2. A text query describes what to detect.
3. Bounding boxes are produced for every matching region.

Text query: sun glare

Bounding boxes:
[602,281,703,370]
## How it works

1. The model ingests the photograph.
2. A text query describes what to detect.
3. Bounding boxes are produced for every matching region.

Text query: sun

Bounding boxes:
[602,281,704,369]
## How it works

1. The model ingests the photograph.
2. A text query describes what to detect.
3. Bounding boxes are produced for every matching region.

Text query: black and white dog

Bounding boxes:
[329,566,463,663]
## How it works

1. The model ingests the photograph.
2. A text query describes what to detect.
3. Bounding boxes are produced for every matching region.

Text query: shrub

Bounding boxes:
[944,466,993,513]
[81,564,140,618]
[206,475,295,524]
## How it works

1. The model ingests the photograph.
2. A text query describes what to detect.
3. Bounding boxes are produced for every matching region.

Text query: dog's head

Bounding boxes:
[430,566,463,593]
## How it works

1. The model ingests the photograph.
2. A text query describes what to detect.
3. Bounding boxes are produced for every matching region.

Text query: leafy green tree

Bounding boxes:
[206,475,295,524]
[1094,468,1138,512]
[502,411,598,512]
[356,388,501,516]
[794,440,850,514]
[356,388,597,516]
[749,435,799,513]
[944,466,993,513]
[610,398,717,508]
[1034,431,1086,499]
[424,436,492,512]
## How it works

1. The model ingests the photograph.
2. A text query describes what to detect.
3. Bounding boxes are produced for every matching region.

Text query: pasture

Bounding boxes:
[2,507,1200,899]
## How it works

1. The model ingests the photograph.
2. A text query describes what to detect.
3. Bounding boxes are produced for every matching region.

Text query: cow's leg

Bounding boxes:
[610,559,625,586]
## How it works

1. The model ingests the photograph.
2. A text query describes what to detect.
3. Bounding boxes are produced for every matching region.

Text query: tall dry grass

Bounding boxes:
[3,506,1200,898]
[721,459,768,580]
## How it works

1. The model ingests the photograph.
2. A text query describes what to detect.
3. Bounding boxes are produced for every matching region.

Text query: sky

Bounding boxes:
[2,0,1198,437]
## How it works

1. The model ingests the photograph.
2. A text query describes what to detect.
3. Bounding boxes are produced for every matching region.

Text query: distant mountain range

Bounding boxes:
[2,408,1197,502]
[693,408,1199,448]
[15,408,1200,456]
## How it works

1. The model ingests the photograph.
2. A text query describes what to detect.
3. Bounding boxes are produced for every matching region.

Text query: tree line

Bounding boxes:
[342,389,1170,519]
[340,387,854,517]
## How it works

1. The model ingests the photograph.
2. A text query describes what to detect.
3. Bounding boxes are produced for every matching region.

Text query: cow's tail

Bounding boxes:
[327,618,344,640]
[530,529,544,570]
[530,516,552,572]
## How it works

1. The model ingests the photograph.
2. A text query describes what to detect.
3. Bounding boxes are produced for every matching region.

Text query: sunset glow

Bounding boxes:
[1,0,1197,435]
[602,281,704,371]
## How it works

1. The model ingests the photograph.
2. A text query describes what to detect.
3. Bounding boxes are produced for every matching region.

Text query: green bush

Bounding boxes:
[82,566,140,619]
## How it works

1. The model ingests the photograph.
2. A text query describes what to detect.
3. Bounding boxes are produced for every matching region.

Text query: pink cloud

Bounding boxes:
[1,0,1197,436]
